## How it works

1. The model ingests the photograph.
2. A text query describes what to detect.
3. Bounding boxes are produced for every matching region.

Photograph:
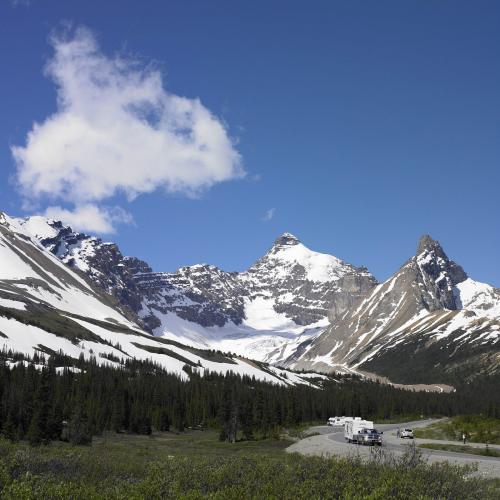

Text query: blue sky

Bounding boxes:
[0,0,499,286]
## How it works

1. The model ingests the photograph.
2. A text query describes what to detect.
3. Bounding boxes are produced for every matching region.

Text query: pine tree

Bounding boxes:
[173,388,186,432]
[67,403,92,445]
[27,368,52,446]
[2,409,18,443]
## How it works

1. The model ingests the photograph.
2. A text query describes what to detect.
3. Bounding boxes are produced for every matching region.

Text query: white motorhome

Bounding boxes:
[344,419,382,445]
[327,416,349,427]
[343,416,360,427]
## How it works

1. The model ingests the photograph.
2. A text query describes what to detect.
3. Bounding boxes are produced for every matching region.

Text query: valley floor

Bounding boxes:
[0,426,499,498]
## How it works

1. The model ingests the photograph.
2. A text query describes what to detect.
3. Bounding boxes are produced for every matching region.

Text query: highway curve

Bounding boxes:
[286,419,500,478]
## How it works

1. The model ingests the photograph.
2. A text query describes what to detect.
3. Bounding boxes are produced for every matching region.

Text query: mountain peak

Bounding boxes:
[417,234,443,255]
[415,234,467,291]
[273,232,301,247]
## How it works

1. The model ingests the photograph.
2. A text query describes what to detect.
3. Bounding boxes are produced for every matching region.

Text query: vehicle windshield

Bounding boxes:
[404,429,413,432]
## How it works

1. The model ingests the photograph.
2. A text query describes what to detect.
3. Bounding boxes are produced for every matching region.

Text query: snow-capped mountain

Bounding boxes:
[137,232,377,362]
[6,212,499,384]
[10,216,377,364]
[285,235,500,383]
[0,212,326,387]
[12,215,151,318]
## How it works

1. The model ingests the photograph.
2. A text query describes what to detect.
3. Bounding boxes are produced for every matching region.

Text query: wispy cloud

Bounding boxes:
[262,208,276,221]
[11,0,31,7]
[12,26,244,233]
[43,205,133,234]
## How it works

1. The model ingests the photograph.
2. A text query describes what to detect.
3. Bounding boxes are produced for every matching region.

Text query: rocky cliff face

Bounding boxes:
[134,264,245,329]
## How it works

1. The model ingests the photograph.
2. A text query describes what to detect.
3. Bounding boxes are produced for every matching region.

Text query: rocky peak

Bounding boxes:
[417,234,443,255]
[415,235,467,290]
[272,232,301,248]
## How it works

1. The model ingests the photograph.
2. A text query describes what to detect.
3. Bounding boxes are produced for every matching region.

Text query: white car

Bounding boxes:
[399,428,414,439]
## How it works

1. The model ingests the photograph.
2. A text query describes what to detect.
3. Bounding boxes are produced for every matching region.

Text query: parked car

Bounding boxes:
[399,428,414,439]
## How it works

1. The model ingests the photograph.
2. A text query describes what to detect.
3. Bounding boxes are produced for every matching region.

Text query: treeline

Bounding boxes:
[0,350,499,445]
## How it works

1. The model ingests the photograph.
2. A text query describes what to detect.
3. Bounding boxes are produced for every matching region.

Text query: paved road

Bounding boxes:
[286,419,500,478]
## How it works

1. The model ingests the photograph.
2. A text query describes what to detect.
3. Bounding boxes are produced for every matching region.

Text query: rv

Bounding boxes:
[344,419,383,445]
[327,416,349,427]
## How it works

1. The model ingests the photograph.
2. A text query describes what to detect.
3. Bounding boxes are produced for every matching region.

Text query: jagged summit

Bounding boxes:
[417,234,439,254]
[416,234,449,256]
[273,232,301,247]
[415,234,467,290]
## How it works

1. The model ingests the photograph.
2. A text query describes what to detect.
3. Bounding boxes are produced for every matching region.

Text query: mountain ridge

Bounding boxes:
[7,214,377,364]
[0,212,327,387]
[283,235,500,382]
[3,211,499,384]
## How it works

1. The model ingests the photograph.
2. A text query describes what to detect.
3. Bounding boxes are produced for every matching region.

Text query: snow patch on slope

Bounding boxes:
[269,241,348,282]
[0,298,26,311]
[454,278,500,318]
[150,308,326,364]
[243,296,304,331]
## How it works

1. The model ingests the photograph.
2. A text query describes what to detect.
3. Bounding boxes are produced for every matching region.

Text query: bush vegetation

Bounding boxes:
[1,348,500,497]
[0,433,498,499]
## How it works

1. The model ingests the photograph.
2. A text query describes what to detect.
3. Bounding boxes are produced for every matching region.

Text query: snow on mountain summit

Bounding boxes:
[2,214,60,241]
[256,232,356,283]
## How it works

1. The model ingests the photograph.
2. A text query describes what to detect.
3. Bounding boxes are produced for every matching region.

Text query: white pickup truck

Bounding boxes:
[345,419,383,446]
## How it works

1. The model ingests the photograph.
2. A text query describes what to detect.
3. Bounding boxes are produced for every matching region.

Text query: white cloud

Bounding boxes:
[262,208,276,221]
[250,173,262,182]
[43,204,133,234]
[12,27,244,233]
[11,0,31,6]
